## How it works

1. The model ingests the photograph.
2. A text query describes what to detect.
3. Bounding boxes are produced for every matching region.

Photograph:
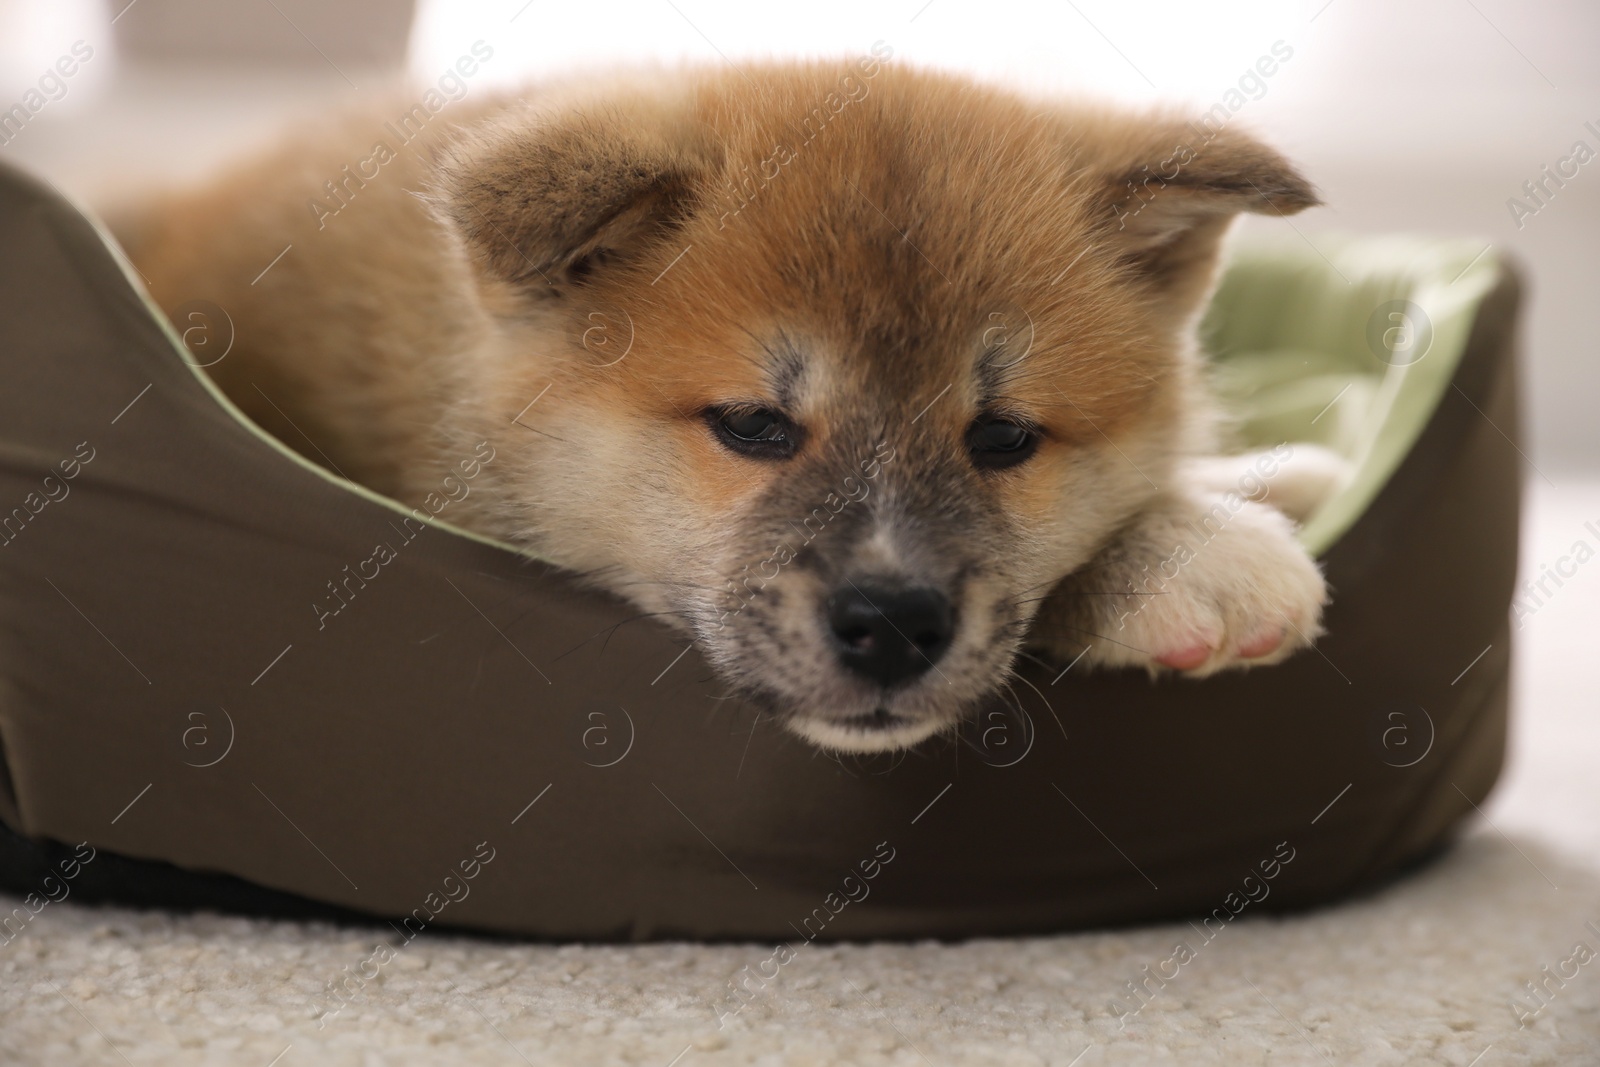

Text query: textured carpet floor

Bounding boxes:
[1,830,1597,1066]
[1,503,1596,1067]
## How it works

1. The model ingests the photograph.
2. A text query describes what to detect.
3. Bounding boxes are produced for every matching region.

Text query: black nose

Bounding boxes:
[827,583,955,688]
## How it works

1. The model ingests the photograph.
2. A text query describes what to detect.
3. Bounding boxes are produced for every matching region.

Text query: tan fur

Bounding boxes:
[117,59,1330,752]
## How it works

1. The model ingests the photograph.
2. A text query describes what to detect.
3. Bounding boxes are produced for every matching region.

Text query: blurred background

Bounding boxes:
[1,0,1596,858]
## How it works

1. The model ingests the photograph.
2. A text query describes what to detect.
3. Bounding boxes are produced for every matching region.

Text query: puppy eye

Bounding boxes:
[967,416,1038,470]
[707,406,799,459]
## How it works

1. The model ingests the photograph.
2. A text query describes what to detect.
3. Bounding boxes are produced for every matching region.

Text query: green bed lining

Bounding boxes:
[89,196,1497,562]
[1204,234,1499,554]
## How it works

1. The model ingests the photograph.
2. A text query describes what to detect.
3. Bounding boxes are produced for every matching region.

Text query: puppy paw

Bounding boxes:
[1031,488,1328,678]
[1109,503,1326,676]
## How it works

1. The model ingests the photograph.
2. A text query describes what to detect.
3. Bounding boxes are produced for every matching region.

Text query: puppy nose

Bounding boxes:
[827,584,955,687]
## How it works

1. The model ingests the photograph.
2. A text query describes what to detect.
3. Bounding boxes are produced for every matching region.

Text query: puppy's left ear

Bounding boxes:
[1080,116,1320,315]
[428,97,711,293]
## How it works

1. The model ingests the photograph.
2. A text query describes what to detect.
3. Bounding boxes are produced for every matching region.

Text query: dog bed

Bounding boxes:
[0,161,1521,941]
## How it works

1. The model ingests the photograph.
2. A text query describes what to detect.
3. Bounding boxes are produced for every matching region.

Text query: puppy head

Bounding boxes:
[430,62,1317,752]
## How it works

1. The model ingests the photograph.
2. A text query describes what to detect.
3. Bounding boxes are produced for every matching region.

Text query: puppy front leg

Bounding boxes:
[1029,483,1329,677]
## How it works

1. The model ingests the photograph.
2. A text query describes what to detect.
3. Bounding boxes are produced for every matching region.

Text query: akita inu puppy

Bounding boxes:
[119,58,1333,753]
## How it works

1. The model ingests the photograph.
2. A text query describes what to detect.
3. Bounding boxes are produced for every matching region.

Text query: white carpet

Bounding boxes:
[2,489,1597,1066]
[1,830,1597,1066]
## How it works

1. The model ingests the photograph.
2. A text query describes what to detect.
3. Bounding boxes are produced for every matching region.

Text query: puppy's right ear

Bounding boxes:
[431,103,707,291]
[1061,111,1319,327]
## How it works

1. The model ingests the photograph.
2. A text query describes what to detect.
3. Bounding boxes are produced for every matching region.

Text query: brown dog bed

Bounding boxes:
[0,161,1520,941]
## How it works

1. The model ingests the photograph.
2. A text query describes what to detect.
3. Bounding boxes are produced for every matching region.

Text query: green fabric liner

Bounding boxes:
[81,191,1497,563]
[1202,234,1500,555]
